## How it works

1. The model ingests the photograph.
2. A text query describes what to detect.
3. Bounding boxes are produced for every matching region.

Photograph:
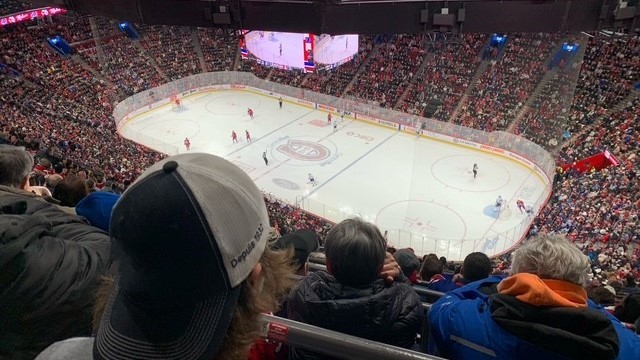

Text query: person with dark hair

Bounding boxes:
[420,258,456,293]
[0,145,110,359]
[53,175,88,208]
[287,218,423,360]
[460,251,492,283]
[394,248,421,283]
[613,293,640,327]
[429,235,640,360]
[439,256,448,268]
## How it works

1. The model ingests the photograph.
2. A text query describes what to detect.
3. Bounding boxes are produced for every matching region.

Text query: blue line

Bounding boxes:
[304,130,399,199]
[225,107,318,157]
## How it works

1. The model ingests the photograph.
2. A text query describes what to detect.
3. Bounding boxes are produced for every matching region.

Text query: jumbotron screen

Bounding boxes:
[240,31,358,72]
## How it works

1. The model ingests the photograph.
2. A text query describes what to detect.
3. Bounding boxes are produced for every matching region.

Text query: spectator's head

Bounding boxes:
[93,153,293,360]
[272,229,319,276]
[86,178,96,192]
[439,256,448,268]
[614,293,640,324]
[53,175,88,207]
[420,258,444,281]
[394,248,420,283]
[325,218,386,287]
[46,173,63,190]
[0,145,33,189]
[510,235,590,286]
[77,170,87,180]
[461,252,492,282]
[590,286,616,306]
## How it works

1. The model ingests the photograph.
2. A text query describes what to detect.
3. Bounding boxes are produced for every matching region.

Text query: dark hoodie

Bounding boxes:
[287,270,423,360]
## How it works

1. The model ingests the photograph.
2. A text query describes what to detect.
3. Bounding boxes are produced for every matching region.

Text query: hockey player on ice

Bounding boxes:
[308,173,317,186]
[495,195,504,213]
[183,137,190,151]
[516,199,526,214]
[473,163,478,178]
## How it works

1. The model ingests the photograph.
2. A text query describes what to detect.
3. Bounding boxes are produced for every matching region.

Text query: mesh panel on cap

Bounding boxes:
[173,153,270,288]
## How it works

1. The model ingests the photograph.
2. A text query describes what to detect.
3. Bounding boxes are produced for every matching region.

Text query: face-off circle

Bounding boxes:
[270,136,338,166]
[376,200,467,240]
[431,155,510,193]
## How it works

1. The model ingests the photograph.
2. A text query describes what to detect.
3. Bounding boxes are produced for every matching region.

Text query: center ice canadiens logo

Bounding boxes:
[277,139,330,161]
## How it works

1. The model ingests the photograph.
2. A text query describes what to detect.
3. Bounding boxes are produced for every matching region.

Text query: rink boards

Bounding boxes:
[118,86,551,260]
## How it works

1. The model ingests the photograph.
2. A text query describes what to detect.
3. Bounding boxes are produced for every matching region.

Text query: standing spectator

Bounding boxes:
[287,218,423,359]
[0,145,110,359]
[429,235,640,359]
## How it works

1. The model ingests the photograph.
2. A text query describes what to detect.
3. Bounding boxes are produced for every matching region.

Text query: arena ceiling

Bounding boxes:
[31,0,638,34]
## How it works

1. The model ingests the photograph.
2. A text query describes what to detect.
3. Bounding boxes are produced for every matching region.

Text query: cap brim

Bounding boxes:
[94,276,240,360]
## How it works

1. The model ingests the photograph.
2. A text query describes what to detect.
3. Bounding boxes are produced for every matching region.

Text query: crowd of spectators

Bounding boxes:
[138,25,201,81]
[345,34,426,108]
[268,68,306,87]
[453,33,559,131]
[561,35,640,144]
[264,195,333,242]
[0,0,31,16]
[399,33,485,120]
[513,55,582,149]
[1,13,639,293]
[197,27,237,72]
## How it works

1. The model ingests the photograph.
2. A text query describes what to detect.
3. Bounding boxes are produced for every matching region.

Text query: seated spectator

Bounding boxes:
[590,286,617,308]
[36,153,295,360]
[287,218,423,359]
[429,235,640,360]
[613,293,640,329]
[272,230,320,275]
[0,145,110,359]
[45,173,63,194]
[458,251,493,284]
[420,257,457,293]
[394,248,421,284]
[53,175,88,208]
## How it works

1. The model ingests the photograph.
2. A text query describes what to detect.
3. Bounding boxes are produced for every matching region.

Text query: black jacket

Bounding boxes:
[0,188,111,359]
[287,270,423,360]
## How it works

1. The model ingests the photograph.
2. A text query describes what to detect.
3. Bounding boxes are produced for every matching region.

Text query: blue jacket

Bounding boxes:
[428,277,640,360]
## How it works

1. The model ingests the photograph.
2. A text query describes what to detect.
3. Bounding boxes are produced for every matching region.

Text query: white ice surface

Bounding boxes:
[120,90,548,260]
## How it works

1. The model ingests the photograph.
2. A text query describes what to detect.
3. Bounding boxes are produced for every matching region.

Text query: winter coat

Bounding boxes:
[428,275,640,360]
[0,189,110,359]
[287,270,423,360]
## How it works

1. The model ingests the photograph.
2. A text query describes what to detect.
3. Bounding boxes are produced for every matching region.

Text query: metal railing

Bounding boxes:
[259,314,444,360]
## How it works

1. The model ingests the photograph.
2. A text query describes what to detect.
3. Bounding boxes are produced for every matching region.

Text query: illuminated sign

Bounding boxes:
[0,7,67,27]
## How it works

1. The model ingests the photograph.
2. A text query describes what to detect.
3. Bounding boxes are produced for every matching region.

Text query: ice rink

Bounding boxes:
[120,90,549,260]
